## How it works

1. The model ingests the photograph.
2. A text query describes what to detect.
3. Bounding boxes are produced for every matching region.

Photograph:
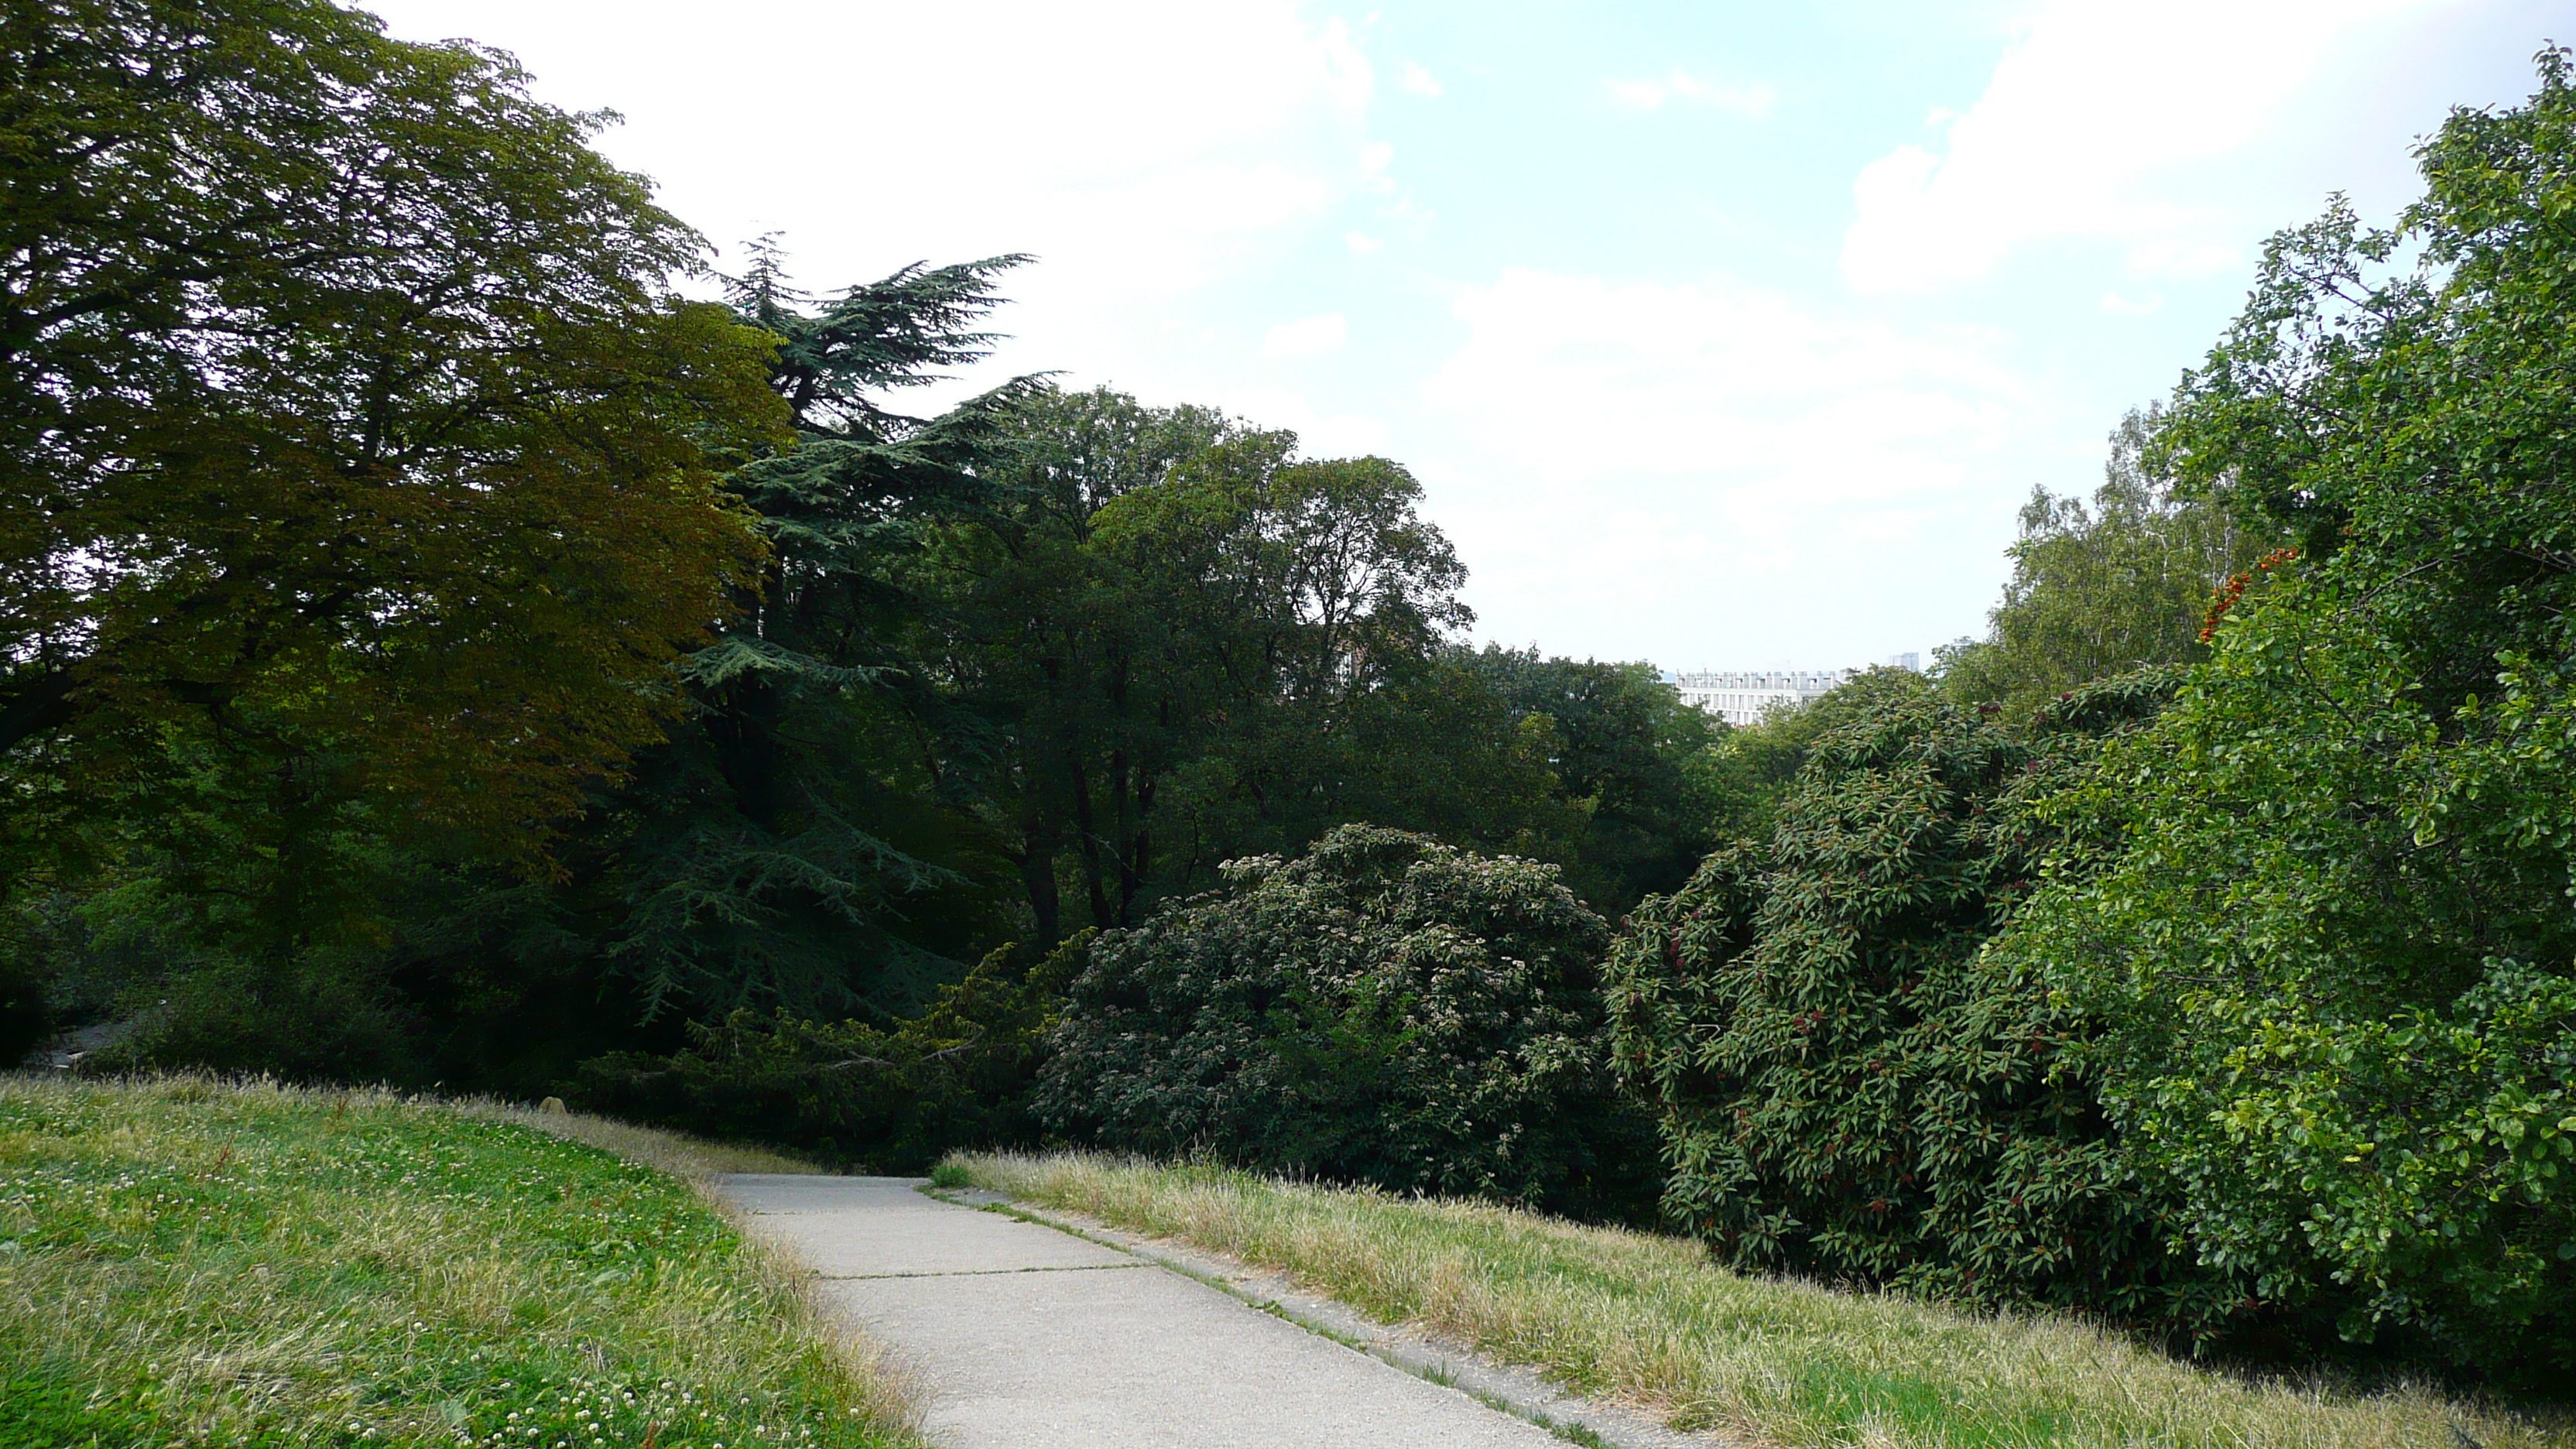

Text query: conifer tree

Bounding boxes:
[605,242,1042,1020]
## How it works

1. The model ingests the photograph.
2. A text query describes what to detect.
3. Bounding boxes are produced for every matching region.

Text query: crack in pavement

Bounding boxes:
[814,1262,1149,1282]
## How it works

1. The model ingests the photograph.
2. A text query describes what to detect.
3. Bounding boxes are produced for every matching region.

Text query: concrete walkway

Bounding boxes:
[717,1174,1568,1449]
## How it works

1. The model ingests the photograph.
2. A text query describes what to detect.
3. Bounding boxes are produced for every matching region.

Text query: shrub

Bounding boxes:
[0,952,47,1067]
[574,933,1088,1172]
[1605,670,2211,1325]
[1995,529,2576,1379]
[1036,823,1656,1218]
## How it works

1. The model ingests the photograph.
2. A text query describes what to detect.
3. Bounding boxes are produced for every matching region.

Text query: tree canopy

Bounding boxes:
[15,2,2576,1392]
[1987,53,2576,1379]
[1,0,783,869]
[1449,646,1723,914]
[1937,411,2248,720]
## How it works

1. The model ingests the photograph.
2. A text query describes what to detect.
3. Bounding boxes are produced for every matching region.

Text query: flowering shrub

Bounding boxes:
[1605,671,2208,1322]
[1036,824,1656,1218]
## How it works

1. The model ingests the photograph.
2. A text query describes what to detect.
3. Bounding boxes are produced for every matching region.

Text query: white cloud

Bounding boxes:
[358,0,1413,432]
[1345,231,1384,253]
[2098,290,2165,315]
[1606,78,1669,110]
[1218,385,1389,457]
[1841,0,2440,295]
[1400,61,1444,98]
[1423,269,2031,490]
[1415,269,2069,661]
[1358,139,1397,194]
[1668,72,1776,117]
[1606,70,1774,116]
[1262,312,1348,357]
[364,1,1380,304]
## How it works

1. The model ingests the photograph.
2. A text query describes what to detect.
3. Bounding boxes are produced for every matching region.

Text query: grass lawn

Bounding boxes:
[0,1074,920,1449]
[951,1151,2571,1449]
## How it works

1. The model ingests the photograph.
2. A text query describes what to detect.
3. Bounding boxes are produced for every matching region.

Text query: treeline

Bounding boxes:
[0,2,1717,1091]
[9,0,2574,1394]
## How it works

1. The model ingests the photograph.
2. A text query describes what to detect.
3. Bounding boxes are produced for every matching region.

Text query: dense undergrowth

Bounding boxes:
[953,1151,2572,1449]
[0,1074,917,1449]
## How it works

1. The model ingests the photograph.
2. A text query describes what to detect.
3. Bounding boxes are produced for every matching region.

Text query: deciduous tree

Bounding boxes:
[1938,410,2245,720]
[1992,52,2576,1380]
[1,0,783,868]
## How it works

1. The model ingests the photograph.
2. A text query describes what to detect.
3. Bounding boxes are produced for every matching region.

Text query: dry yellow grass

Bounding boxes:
[954,1149,2571,1449]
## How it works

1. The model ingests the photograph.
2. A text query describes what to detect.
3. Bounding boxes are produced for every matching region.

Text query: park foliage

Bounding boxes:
[1607,670,2197,1324]
[1036,824,1659,1218]
[1985,53,2576,1373]
[5,0,2576,1391]
[1604,53,2576,1383]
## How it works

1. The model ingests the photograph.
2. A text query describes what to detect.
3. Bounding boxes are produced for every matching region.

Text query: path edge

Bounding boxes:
[920,1185,1719,1449]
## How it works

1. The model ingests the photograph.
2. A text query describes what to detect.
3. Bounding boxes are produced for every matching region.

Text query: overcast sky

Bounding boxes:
[365,0,2564,670]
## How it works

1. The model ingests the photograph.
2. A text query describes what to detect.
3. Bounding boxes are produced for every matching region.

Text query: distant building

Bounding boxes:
[1884,651,1920,671]
[1671,668,1855,727]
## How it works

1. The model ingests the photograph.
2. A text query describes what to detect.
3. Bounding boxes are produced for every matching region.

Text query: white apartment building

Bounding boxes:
[1671,668,1856,727]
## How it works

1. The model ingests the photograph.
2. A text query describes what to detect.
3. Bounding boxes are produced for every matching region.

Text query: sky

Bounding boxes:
[364,0,2567,671]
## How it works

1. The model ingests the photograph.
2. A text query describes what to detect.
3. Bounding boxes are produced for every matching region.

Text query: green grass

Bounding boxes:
[950,1150,2573,1449]
[0,1074,920,1449]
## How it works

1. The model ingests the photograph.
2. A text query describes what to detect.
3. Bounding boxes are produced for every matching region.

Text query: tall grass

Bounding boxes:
[953,1150,2569,1449]
[0,1074,919,1447]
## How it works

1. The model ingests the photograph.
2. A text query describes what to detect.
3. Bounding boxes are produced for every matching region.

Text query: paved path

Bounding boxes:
[716,1174,1568,1449]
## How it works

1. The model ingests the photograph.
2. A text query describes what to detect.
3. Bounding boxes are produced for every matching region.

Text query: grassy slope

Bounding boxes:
[954,1152,2571,1449]
[0,1074,919,1449]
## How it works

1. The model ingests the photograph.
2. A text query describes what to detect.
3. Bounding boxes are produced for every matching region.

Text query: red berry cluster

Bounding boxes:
[2198,547,2301,643]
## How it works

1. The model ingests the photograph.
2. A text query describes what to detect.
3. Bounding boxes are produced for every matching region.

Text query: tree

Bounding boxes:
[928,386,1248,948]
[936,389,1576,942]
[1938,410,2246,719]
[1091,438,1584,878]
[594,242,1039,1022]
[24,241,1057,1085]
[0,951,47,1067]
[1,0,783,868]
[1990,52,2576,1382]
[1685,674,1898,850]
[1606,670,2204,1322]
[1449,646,1722,913]
[1038,824,1655,1218]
